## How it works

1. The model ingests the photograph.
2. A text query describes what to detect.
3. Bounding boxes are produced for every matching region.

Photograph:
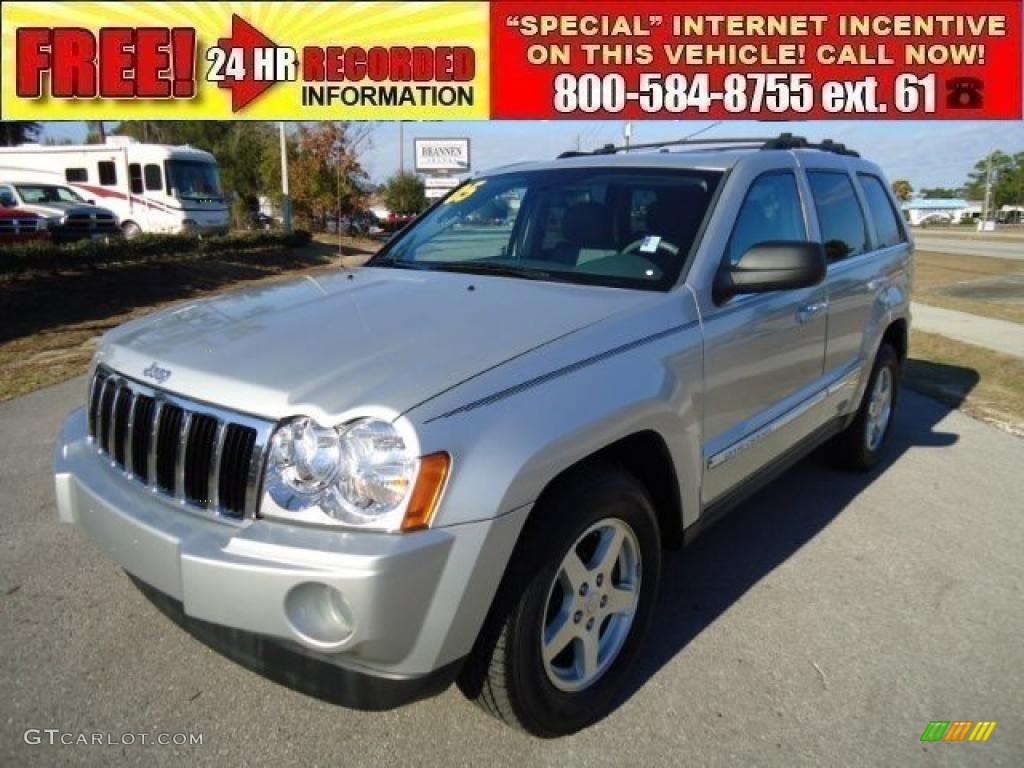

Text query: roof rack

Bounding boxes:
[557,132,860,159]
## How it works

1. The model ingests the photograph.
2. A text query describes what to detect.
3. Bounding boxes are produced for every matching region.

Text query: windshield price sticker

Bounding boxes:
[490,1,1022,120]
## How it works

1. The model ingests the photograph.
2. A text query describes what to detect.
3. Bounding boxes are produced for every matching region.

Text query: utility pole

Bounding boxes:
[399,121,404,174]
[279,122,292,233]
[979,154,998,231]
[623,121,632,152]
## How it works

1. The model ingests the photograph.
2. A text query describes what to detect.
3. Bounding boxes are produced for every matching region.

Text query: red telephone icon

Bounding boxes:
[946,77,984,109]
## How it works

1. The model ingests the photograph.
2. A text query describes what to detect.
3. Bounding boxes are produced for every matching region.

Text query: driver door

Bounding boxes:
[699,170,828,504]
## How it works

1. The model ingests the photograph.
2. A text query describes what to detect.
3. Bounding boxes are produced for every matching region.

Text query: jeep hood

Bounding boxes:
[98,266,655,420]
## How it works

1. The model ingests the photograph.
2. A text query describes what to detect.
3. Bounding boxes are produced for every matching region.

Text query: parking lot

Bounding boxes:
[2,376,1022,766]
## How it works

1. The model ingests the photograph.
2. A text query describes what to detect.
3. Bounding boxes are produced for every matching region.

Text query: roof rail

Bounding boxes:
[557,132,860,159]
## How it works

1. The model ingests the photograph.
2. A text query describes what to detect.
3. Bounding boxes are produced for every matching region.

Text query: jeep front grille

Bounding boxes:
[87,366,272,519]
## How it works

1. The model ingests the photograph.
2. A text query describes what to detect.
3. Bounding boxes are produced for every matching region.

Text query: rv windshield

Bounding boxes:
[166,160,223,201]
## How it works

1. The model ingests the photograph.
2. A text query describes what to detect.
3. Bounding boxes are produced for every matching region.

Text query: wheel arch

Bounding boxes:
[531,430,685,550]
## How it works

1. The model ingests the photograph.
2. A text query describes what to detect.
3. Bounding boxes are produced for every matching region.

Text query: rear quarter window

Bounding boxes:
[858,174,906,249]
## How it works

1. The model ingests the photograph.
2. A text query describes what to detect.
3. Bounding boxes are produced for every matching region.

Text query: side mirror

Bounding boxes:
[713,241,826,303]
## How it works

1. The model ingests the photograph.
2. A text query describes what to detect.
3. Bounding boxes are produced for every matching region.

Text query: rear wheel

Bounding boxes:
[121,221,141,239]
[829,343,900,470]
[459,466,661,737]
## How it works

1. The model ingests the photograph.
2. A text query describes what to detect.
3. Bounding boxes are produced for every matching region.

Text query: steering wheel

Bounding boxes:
[620,236,680,258]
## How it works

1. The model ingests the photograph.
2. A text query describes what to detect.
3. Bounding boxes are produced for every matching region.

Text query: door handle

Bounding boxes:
[796,301,828,324]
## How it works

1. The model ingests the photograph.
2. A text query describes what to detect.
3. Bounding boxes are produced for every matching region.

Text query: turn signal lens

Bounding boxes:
[401,452,450,532]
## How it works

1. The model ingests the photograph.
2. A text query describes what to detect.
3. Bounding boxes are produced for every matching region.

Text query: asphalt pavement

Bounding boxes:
[913,233,1024,261]
[2,377,1022,767]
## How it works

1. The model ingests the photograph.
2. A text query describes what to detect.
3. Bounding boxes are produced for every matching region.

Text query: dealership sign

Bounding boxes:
[415,138,470,172]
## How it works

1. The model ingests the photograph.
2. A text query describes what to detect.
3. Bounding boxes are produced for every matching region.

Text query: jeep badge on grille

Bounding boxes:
[143,362,171,384]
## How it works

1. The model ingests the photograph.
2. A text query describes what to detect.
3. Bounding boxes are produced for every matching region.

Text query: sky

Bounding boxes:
[41,120,1024,190]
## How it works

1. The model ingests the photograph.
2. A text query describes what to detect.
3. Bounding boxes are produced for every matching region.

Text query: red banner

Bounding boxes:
[490,1,1022,119]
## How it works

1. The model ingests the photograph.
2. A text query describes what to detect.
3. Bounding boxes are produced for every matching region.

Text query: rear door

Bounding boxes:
[693,155,829,504]
[803,162,908,379]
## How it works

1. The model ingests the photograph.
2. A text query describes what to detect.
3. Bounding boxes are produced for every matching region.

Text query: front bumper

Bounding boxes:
[54,407,528,702]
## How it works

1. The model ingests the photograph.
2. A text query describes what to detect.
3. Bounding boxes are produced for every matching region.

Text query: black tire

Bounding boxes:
[458,465,661,737]
[121,221,141,239]
[828,343,900,470]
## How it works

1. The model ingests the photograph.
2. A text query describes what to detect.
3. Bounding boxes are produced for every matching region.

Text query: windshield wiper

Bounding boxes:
[424,261,571,282]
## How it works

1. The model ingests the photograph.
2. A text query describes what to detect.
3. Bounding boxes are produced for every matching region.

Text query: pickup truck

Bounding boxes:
[54,134,911,737]
[0,182,120,243]
[0,206,49,244]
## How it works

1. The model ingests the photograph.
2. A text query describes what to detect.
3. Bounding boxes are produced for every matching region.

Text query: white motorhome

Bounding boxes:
[0,137,230,237]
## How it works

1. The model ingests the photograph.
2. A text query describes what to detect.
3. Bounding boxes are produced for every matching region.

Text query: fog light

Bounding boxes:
[284,582,354,648]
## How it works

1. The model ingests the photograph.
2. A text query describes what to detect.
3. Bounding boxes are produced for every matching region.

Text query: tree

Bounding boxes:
[383,172,427,215]
[86,121,107,144]
[890,179,913,202]
[289,122,370,230]
[964,151,1022,208]
[114,121,278,213]
[0,121,41,146]
[919,187,963,200]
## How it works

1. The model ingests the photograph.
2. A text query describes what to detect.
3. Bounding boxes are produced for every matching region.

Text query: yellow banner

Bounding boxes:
[0,1,490,119]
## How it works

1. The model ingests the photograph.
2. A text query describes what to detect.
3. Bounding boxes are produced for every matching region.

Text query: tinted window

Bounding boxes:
[128,163,144,194]
[65,168,87,183]
[98,161,117,186]
[807,171,868,262]
[727,172,806,265]
[144,164,163,192]
[859,174,905,249]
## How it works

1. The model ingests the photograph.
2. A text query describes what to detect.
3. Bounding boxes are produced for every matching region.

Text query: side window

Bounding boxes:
[727,172,806,265]
[0,185,16,207]
[144,163,163,192]
[97,161,117,186]
[128,163,144,194]
[858,174,906,249]
[65,168,88,183]
[807,171,869,263]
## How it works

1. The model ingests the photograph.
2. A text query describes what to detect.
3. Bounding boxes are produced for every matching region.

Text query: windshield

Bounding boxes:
[371,167,720,290]
[15,184,85,204]
[165,160,223,200]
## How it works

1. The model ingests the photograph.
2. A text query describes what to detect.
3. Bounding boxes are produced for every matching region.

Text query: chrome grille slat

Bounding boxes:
[97,377,117,452]
[174,411,193,501]
[123,389,139,475]
[147,400,164,488]
[244,429,272,519]
[208,422,228,510]
[106,380,121,457]
[86,365,270,522]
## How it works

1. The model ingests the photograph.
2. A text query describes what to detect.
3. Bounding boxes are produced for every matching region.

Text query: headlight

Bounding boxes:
[262,416,448,532]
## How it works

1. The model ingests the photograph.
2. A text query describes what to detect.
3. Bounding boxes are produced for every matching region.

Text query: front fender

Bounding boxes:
[410,315,704,533]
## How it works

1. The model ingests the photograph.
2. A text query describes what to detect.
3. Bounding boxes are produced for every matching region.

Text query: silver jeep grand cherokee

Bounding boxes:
[54,134,911,736]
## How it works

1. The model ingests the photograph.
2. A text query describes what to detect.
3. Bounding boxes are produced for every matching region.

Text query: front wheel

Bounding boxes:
[120,220,141,239]
[459,466,661,737]
[829,343,900,470]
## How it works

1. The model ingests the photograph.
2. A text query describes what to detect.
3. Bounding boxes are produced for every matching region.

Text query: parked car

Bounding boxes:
[0,206,49,244]
[343,210,383,236]
[247,210,277,231]
[53,134,911,736]
[0,182,120,243]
